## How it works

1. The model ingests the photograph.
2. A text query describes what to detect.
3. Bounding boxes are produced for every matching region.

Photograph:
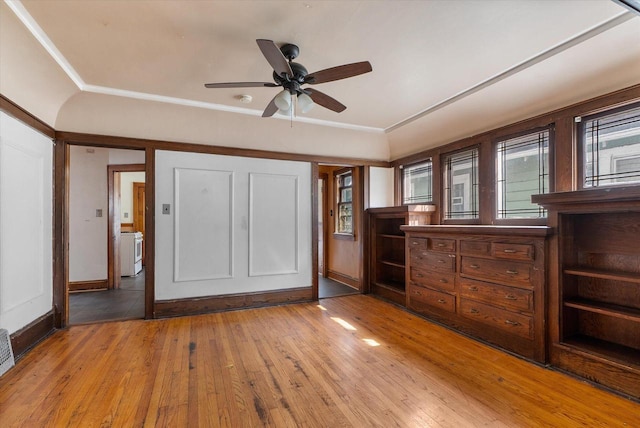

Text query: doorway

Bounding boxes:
[317,165,360,299]
[67,146,146,324]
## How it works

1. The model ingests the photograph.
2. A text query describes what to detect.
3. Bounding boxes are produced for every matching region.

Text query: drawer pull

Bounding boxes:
[506,269,518,275]
[505,320,521,326]
[469,264,480,269]
[468,286,478,291]
[437,299,447,304]
[439,279,449,284]
[504,294,517,300]
[437,259,446,264]
[503,249,517,253]
[411,241,420,245]
[416,273,424,278]
[470,308,479,314]
[437,243,446,247]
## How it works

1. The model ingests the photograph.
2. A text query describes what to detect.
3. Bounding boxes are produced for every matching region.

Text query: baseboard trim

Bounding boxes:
[155,287,314,318]
[327,270,360,290]
[10,310,56,360]
[69,279,108,292]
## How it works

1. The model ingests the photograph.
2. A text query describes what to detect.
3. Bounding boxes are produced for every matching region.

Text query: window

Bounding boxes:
[496,128,550,219]
[336,170,353,234]
[402,160,433,204]
[443,148,479,220]
[580,102,640,188]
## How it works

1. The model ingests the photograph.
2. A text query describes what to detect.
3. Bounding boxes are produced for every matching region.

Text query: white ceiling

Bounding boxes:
[3,0,640,160]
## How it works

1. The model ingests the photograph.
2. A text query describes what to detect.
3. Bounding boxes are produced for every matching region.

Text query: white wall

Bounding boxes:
[120,171,145,222]
[369,166,395,208]
[155,150,312,300]
[0,112,53,334]
[69,147,144,282]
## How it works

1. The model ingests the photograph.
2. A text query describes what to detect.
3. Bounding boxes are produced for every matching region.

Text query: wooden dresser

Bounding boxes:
[533,187,640,399]
[401,225,551,363]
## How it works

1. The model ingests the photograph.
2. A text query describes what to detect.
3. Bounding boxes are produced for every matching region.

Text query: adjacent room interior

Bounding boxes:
[1,0,639,426]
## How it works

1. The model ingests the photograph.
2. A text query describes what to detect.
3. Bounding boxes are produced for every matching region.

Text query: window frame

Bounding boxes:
[334,168,355,238]
[577,101,640,190]
[441,146,480,224]
[493,125,554,225]
[401,158,433,205]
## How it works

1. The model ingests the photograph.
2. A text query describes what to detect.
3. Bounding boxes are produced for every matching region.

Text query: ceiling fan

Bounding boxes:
[204,39,372,117]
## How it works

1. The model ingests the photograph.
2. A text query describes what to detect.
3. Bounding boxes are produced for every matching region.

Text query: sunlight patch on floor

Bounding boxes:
[330,317,357,331]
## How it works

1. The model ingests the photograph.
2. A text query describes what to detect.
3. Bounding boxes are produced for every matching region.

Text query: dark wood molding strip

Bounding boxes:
[0,94,55,139]
[155,287,314,318]
[10,311,56,360]
[54,131,390,167]
[68,279,108,292]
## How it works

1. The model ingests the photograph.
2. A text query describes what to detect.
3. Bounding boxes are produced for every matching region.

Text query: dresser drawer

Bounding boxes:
[460,256,532,288]
[410,249,456,273]
[429,238,456,252]
[460,240,491,256]
[408,237,428,250]
[407,285,456,313]
[409,267,455,292]
[492,243,534,261]
[458,277,533,312]
[459,299,533,339]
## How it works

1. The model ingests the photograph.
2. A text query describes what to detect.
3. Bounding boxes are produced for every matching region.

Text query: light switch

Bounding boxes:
[162,204,171,215]
[96,209,103,218]
[124,212,129,218]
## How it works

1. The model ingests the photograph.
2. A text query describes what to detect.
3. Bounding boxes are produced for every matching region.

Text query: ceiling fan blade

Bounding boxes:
[204,82,278,88]
[306,89,346,113]
[262,95,279,117]
[256,39,293,78]
[305,61,372,85]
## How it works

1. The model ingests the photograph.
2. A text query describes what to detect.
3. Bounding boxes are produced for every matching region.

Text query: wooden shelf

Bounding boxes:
[564,299,640,322]
[564,267,640,284]
[379,260,405,269]
[561,335,640,369]
[373,280,405,292]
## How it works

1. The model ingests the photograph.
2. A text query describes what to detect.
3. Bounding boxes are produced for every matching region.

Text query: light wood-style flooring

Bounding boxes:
[1,295,638,427]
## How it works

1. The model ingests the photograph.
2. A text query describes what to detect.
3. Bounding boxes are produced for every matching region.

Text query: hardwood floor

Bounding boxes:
[1,295,638,427]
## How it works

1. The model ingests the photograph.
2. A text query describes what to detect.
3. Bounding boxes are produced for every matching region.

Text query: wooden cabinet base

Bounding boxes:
[552,342,640,399]
[402,225,550,364]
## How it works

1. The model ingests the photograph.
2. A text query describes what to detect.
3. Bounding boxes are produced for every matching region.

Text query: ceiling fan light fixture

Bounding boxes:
[297,93,314,113]
[274,89,291,110]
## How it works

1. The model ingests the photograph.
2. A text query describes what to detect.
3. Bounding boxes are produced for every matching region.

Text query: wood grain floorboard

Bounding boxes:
[1,295,638,427]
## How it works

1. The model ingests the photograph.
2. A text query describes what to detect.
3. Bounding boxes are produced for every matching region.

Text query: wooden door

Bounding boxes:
[133,182,145,264]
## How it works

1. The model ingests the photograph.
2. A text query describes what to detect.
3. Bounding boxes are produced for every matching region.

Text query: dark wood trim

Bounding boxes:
[53,141,69,328]
[9,311,55,360]
[0,94,55,139]
[68,279,108,292]
[144,148,156,319]
[154,287,313,318]
[357,166,366,292]
[311,163,319,301]
[532,186,640,206]
[401,224,552,237]
[327,270,359,289]
[121,223,135,232]
[319,172,329,279]
[55,131,390,167]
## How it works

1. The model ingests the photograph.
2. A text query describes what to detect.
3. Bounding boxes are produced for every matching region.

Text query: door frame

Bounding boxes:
[107,164,145,289]
[318,173,329,278]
